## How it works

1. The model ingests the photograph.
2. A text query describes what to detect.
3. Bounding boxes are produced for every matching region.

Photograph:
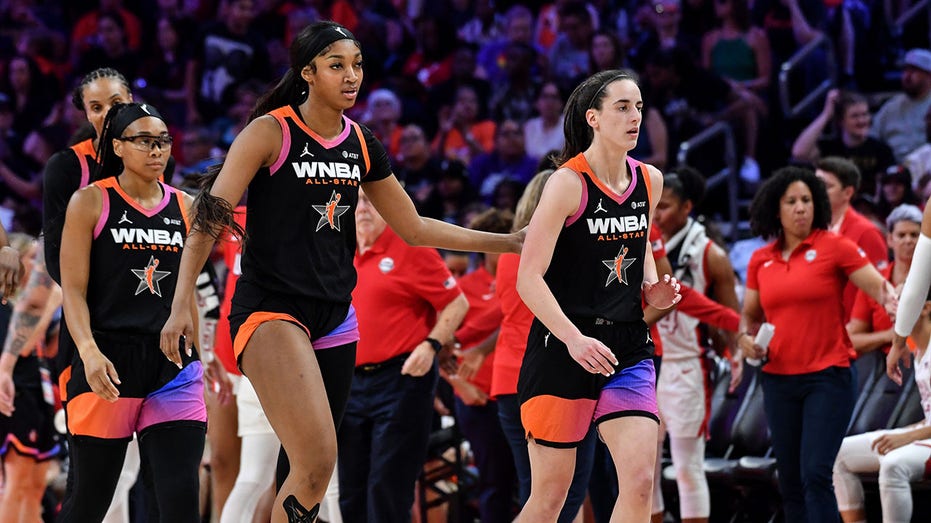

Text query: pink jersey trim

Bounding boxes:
[93,187,110,239]
[269,111,291,176]
[565,170,589,227]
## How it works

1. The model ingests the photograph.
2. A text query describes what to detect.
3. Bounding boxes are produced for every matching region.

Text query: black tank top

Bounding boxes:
[545,154,653,322]
[87,178,189,333]
[238,105,392,301]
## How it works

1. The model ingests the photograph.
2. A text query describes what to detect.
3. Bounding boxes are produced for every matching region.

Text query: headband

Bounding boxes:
[587,73,632,109]
[111,103,165,137]
[299,24,359,66]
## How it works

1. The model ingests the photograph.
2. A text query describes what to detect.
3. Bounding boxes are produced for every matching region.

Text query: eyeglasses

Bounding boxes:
[117,134,173,151]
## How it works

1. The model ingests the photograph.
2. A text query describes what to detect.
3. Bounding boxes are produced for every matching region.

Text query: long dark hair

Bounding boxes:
[557,69,639,165]
[749,166,831,240]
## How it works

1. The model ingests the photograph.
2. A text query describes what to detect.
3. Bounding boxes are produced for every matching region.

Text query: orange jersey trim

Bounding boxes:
[175,189,190,233]
[233,312,311,362]
[350,121,371,175]
[58,365,72,402]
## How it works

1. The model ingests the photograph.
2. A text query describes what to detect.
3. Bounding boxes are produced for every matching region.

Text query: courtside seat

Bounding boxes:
[847,350,888,435]
[847,360,915,437]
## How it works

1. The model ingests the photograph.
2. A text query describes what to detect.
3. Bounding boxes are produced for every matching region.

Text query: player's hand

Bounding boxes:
[566,333,617,376]
[871,431,911,455]
[204,357,233,406]
[643,274,681,310]
[160,305,193,369]
[81,345,121,402]
[0,245,23,299]
[453,347,485,381]
[0,371,15,416]
[886,333,911,386]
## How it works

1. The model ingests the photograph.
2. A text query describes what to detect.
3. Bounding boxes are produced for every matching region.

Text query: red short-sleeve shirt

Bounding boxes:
[455,266,503,395]
[850,263,894,354]
[490,253,534,398]
[353,228,462,365]
[839,207,889,320]
[746,229,870,375]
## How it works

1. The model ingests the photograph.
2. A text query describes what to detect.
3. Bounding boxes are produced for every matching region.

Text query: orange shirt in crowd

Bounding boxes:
[433,121,496,165]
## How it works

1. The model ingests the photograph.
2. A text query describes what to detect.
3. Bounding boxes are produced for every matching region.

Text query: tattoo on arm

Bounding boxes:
[4,312,40,356]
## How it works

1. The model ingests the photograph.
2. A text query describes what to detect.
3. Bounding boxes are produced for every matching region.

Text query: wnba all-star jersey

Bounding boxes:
[238,105,391,301]
[545,154,652,322]
[86,178,188,333]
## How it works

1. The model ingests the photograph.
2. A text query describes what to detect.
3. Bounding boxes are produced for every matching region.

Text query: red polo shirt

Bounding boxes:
[455,266,502,395]
[353,227,462,366]
[839,207,888,321]
[850,263,894,354]
[747,229,869,375]
[490,253,533,398]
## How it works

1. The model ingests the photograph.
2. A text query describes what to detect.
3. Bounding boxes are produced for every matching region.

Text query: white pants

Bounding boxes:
[833,428,931,523]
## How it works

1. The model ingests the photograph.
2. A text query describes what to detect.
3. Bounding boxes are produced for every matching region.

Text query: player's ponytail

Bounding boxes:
[191,164,246,243]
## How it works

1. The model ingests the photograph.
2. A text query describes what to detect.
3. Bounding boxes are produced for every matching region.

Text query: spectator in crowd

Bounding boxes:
[489,41,540,123]
[469,119,537,203]
[362,88,404,161]
[340,187,468,522]
[589,28,627,72]
[630,101,671,171]
[548,1,595,92]
[429,42,492,126]
[523,81,566,162]
[137,15,193,127]
[403,16,458,89]
[876,165,922,224]
[393,124,441,205]
[903,105,931,189]
[792,89,895,199]
[458,0,505,47]
[0,124,68,211]
[476,4,538,87]
[814,157,889,321]
[420,159,478,225]
[177,126,221,181]
[70,0,143,59]
[847,204,923,356]
[871,48,931,162]
[433,84,496,166]
[74,10,140,81]
[643,47,761,184]
[738,166,893,523]
[630,0,700,71]
[185,0,272,124]
[701,0,771,95]
[5,54,54,138]
[211,80,264,152]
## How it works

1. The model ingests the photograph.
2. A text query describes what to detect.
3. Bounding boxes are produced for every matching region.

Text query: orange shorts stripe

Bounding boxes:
[65,392,144,439]
[521,395,597,445]
[58,365,72,403]
[233,311,311,362]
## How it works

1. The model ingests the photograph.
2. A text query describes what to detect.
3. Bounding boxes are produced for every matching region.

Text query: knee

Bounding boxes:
[878,458,913,489]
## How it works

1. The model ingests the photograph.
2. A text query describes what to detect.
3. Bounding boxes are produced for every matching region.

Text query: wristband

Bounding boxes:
[424,337,443,353]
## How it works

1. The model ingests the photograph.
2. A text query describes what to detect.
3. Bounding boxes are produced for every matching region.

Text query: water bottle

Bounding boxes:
[746,322,775,367]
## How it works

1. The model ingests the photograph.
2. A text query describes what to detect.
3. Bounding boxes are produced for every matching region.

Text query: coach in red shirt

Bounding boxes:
[338,189,468,523]
[738,167,893,523]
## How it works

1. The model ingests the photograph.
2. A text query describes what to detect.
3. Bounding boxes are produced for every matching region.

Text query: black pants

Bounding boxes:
[56,423,205,523]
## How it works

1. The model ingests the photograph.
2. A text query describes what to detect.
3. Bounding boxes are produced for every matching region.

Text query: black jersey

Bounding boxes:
[86,178,188,333]
[42,139,176,285]
[238,105,392,302]
[545,154,652,322]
